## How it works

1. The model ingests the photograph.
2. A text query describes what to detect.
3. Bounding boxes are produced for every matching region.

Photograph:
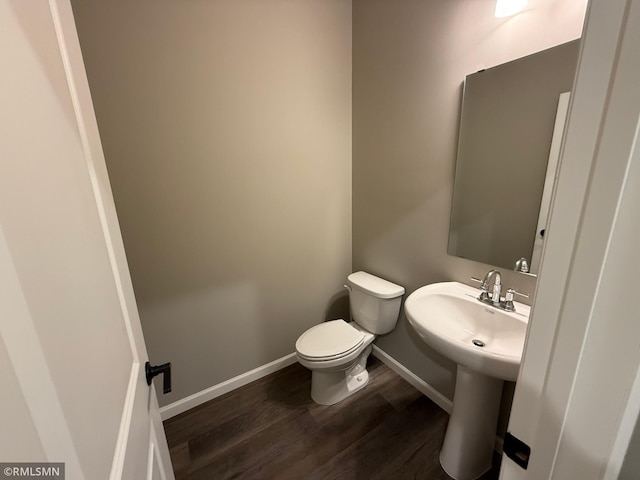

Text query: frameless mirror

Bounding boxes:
[448,40,580,275]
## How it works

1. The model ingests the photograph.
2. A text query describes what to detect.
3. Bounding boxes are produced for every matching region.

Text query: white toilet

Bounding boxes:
[295,271,405,405]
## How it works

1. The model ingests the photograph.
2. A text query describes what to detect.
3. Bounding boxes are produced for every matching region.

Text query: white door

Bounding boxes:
[0,1,174,479]
[502,0,640,478]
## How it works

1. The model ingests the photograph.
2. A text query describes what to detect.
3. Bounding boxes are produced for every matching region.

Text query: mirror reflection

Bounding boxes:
[448,40,580,275]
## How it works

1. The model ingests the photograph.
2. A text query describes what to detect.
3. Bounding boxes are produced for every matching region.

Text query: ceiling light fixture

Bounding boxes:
[495,0,528,18]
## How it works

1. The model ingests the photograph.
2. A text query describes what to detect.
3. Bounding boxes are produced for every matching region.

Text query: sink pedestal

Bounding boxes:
[440,365,503,480]
[403,282,529,479]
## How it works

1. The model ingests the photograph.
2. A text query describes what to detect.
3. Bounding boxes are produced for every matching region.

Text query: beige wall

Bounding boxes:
[353,0,585,401]
[71,0,352,406]
[72,0,587,412]
[0,337,45,460]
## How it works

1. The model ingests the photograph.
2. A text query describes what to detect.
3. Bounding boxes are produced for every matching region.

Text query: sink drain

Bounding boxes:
[472,339,485,347]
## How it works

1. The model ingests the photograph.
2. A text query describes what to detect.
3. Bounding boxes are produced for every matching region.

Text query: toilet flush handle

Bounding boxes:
[343,284,352,322]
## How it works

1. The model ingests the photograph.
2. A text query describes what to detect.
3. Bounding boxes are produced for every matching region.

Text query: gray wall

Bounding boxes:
[620,416,640,479]
[353,0,584,401]
[72,0,352,406]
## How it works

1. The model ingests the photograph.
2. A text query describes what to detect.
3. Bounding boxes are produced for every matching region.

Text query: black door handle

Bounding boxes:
[145,361,171,394]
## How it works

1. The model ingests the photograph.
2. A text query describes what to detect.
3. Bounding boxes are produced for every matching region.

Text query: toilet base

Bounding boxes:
[310,345,372,405]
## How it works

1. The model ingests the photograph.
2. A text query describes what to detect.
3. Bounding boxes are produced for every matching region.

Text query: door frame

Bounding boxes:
[502,0,640,478]
[51,0,176,476]
[1,0,174,477]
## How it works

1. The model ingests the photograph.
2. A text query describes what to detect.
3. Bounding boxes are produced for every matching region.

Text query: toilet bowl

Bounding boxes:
[295,271,404,405]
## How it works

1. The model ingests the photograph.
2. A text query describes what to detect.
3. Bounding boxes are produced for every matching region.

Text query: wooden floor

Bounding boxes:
[163,357,501,479]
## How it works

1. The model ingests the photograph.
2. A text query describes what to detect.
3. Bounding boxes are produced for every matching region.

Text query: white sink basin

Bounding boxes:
[405,281,531,480]
[405,281,530,381]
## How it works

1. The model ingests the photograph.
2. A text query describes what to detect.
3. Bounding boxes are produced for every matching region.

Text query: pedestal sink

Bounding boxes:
[405,282,530,480]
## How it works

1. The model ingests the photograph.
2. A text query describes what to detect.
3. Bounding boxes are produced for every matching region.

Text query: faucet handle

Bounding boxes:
[470,277,491,303]
[506,288,529,300]
[503,288,529,312]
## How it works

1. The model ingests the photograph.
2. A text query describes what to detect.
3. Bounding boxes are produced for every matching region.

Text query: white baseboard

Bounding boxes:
[372,345,505,453]
[372,345,453,414]
[161,344,504,454]
[159,353,298,421]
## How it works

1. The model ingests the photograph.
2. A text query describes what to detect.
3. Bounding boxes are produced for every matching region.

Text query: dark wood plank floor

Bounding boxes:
[163,357,501,479]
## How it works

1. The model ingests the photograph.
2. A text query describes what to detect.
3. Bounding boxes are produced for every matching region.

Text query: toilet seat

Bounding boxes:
[296,319,366,361]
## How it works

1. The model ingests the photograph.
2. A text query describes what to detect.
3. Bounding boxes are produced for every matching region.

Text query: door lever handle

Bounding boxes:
[145,361,171,394]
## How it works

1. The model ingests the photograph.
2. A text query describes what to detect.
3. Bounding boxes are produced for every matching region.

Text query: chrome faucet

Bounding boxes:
[471,270,529,312]
[481,269,502,306]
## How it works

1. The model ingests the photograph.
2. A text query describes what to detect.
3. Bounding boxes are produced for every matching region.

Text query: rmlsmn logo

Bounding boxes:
[0,463,64,480]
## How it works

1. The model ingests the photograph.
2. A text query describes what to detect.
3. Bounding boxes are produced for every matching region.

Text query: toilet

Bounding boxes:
[295,271,405,405]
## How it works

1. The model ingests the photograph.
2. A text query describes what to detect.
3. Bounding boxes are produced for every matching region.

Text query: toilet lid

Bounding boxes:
[296,320,365,359]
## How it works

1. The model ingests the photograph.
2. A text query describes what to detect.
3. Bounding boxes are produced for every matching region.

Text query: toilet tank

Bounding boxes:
[346,271,405,335]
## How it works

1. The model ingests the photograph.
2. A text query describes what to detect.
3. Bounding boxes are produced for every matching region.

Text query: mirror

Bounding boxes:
[448,40,580,275]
